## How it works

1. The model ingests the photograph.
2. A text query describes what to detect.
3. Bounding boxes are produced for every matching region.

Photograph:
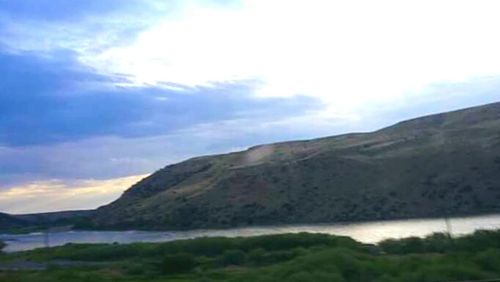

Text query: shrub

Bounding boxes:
[473,249,500,271]
[267,250,298,264]
[0,240,5,253]
[239,233,347,252]
[287,271,345,282]
[125,264,146,275]
[220,249,246,266]
[248,248,267,265]
[457,230,500,252]
[64,244,140,261]
[379,237,425,254]
[248,248,300,266]
[161,253,197,274]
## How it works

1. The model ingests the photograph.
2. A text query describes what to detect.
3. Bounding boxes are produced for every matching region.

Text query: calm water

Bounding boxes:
[3,214,500,252]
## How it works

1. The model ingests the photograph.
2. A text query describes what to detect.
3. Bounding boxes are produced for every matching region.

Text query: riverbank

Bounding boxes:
[4,209,500,235]
[2,230,500,281]
[3,213,500,252]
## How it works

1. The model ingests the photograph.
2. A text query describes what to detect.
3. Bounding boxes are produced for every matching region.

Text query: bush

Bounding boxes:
[161,253,198,274]
[248,248,267,265]
[379,237,425,254]
[156,237,235,257]
[125,264,146,275]
[247,248,300,266]
[473,249,500,271]
[457,230,500,252]
[0,240,5,253]
[220,249,246,266]
[239,233,351,252]
[287,271,344,282]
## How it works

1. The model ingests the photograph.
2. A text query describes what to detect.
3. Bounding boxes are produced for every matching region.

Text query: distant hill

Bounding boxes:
[90,102,500,229]
[0,212,26,229]
[14,210,94,224]
[0,210,95,232]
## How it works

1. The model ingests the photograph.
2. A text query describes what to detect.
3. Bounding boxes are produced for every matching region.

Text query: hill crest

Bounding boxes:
[91,102,500,229]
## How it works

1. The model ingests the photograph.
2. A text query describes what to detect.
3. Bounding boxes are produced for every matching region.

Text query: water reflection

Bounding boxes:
[2,214,500,252]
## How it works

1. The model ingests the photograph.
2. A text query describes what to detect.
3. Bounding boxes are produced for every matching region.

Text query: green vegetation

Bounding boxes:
[2,230,500,281]
[0,240,5,253]
[161,253,197,274]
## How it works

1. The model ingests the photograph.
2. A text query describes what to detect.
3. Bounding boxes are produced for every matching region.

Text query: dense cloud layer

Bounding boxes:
[0,48,322,147]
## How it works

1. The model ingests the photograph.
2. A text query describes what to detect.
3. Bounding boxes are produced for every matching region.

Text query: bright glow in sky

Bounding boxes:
[1,0,500,213]
[0,175,147,214]
[83,0,500,108]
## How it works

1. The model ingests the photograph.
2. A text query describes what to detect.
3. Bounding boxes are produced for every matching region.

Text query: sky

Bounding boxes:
[1,0,500,214]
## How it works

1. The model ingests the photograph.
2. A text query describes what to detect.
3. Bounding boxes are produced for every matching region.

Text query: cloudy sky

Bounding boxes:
[1,0,500,214]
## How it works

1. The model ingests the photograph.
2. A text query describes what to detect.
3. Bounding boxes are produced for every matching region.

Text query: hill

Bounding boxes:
[15,210,94,224]
[0,210,94,232]
[93,102,500,229]
[0,212,26,229]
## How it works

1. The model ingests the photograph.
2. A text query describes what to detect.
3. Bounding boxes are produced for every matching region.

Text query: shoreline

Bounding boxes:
[3,212,500,252]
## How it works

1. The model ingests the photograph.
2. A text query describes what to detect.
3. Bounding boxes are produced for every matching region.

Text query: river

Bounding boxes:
[2,214,500,252]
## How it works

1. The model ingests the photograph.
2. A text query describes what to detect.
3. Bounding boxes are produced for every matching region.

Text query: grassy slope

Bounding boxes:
[93,102,500,229]
[2,231,500,281]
